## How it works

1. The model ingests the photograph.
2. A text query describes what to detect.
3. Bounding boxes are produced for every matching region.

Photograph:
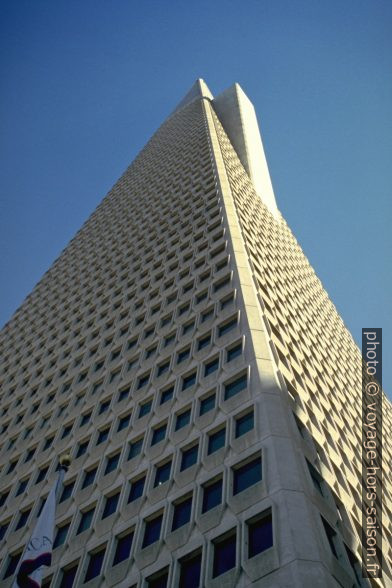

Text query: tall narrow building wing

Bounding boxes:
[0,80,391,588]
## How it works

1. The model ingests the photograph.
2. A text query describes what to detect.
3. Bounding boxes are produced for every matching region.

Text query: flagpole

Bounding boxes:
[12,454,71,588]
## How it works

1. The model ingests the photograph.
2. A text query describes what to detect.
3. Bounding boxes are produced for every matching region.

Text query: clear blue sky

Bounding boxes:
[1,0,391,395]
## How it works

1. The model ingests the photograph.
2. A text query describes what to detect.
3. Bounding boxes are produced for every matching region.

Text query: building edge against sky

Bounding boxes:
[0,79,391,587]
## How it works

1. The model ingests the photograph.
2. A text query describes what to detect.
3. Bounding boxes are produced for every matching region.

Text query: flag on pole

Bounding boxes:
[13,468,65,588]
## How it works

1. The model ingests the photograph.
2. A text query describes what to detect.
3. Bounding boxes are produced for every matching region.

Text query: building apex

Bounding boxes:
[172,78,213,114]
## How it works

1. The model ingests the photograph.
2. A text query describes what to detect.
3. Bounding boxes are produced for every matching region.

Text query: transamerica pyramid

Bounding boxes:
[0,79,391,587]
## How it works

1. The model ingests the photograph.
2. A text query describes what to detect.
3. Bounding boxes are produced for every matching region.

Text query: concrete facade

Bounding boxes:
[0,80,391,588]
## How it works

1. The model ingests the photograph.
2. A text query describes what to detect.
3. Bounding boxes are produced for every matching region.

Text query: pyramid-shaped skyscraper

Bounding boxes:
[0,80,391,587]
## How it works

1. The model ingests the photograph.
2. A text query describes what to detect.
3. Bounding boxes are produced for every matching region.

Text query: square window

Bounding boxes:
[102,493,119,519]
[146,569,168,588]
[172,496,192,531]
[227,342,242,362]
[180,445,198,471]
[247,510,273,557]
[76,441,88,458]
[84,546,105,582]
[235,411,254,437]
[177,348,190,363]
[99,400,110,414]
[208,428,225,454]
[199,394,215,416]
[15,508,31,530]
[196,291,208,304]
[182,371,196,390]
[36,466,49,484]
[128,476,145,502]
[204,357,219,377]
[16,479,28,496]
[182,321,195,335]
[139,400,152,418]
[54,522,70,548]
[213,531,236,577]
[117,414,131,432]
[233,456,262,495]
[59,480,74,502]
[137,373,150,389]
[154,461,172,487]
[128,437,143,459]
[61,424,72,439]
[218,316,237,337]
[151,424,167,446]
[164,333,176,347]
[179,551,202,588]
[97,428,109,445]
[142,514,163,548]
[43,436,54,450]
[202,478,222,513]
[118,386,130,402]
[76,508,94,534]
[160,386,174,405]
[105,453,120,475]
[113,531,133,566]
[224,373,247,400]
[3,552,21,579]
[59,563,78,587]
[175,409,191,431]
[157,361,170,377]
[201,308,214,322]
[220,294,234,310]
[82,467,97,489]
[197,334,211,351]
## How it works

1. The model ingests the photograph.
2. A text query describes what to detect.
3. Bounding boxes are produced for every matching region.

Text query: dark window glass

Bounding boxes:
[197,334,211,350]
[224,373,247,400]
[160,386,174,405]
[213,532,236,577]
[172,496,192,530]
[177,348,190,363]
[97,428,109,445]
[128,438,143,459]
[233,457,262,495]
[199,394,215,415]
[16,479,28,496]
[202,479,222,513]
[235,412,254,437]
[179,552,202,588]
[15,508,31,530]
[76,441,88,458]
[248,511,273,557]
[54,522,70,548]
[227,343,242,362]
[0,522,9,541]
[208,428,225,454]
[147,570,168,588]
[154,462,171,487]
[3,552,21,579]
[118,387,130,402]
[157,361,169,377]
[128,476,145,502]
[137,373,150,389]
[142,514,163,548]
[105,453,120,475]
[43,436,54,450]
[0,490,9,507]
[139,400,152,418]
[204,358,219,376]
[99,401,110,414]
[181,445,198,471]
[102,493,119,519]
[218,317,237,337]
[61,425,72,438]
[76,508,94,534]
[60,481,74,502]
[214,276,230,293]
[175,410,191,430]
[113,531,133,566]
[182,372,196,390]
[59,564,78,588]
[151,424,166,445]
[220,294,234,310]
[82,468,97,489]
[117,414,131,432]
[84,547,105,582]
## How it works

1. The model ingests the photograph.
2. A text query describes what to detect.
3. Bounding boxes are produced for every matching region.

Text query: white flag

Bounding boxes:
[13,469,64,588]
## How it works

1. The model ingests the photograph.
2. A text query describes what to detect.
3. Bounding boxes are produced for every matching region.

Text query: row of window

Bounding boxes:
[3,507,273,586]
